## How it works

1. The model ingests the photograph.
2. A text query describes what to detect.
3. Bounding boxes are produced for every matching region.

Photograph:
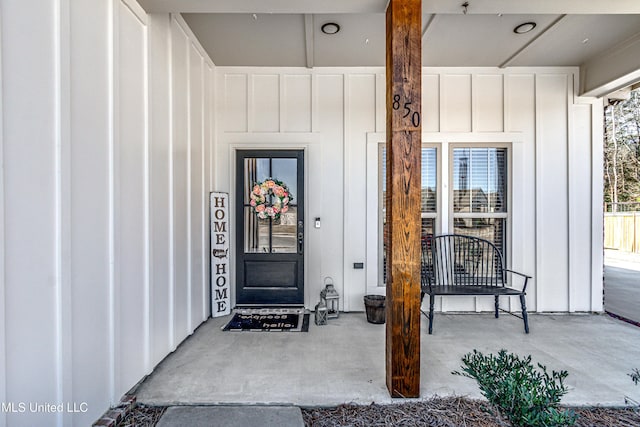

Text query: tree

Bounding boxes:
[604,88,640,211]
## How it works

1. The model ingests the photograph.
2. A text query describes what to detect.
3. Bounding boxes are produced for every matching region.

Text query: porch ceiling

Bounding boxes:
[138,0,640,70]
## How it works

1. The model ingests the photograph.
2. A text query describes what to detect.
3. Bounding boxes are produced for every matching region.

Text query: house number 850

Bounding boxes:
[392,94,421,127]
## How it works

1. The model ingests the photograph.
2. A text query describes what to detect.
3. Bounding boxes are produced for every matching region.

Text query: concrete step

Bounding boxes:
[156,405,305,427]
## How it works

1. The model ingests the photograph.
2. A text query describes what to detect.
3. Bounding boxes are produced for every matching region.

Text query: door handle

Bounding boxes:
[297,220,304,255]
[298,231,304,255]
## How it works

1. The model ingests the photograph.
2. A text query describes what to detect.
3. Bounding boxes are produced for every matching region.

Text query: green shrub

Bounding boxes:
[453,349,577,427]
[631,368,640,386]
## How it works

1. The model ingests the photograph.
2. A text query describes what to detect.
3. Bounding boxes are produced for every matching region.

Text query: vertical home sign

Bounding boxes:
[211,192,230,317]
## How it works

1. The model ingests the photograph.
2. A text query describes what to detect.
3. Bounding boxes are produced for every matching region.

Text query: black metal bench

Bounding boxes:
[421,234,531,334]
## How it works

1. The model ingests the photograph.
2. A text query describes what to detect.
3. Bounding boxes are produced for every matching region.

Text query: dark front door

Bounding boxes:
[236,150,304,306]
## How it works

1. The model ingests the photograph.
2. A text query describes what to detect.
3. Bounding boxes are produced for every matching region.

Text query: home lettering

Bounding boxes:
[211,193,230,317]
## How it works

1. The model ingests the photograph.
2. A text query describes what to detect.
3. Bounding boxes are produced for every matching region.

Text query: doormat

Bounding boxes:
[221,308,310,332]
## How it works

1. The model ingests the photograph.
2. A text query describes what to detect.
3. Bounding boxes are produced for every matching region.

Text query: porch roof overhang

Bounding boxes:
[137,0,640,97]
[138,0,640,15]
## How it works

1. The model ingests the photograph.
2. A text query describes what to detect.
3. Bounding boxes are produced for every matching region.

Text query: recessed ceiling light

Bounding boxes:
[514,22,536,34]
[321,23,340,35]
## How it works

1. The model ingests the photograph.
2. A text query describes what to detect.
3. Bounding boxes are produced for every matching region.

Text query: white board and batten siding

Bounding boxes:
[2,1,61,426]
[215,67,603,316]
[0,3,215,426]
[0,4,605,425]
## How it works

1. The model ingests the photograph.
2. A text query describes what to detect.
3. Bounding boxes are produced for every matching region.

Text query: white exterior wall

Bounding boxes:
[0,2,214,426]
[215,67,604,315]
[0,3,607,425]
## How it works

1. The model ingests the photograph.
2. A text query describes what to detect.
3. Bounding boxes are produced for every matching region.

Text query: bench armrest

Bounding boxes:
[504,269,531,293]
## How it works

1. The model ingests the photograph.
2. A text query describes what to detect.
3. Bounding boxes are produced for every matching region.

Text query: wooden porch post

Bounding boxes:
[385,0,422,398]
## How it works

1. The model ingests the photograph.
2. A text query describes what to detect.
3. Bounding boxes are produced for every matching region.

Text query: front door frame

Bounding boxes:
[233,147,306,307]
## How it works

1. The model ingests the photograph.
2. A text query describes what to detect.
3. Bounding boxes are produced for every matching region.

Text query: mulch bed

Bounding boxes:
[119,398,640,427]
[302,397,509,426]
[301,397,640,427]
[118,404,166,427]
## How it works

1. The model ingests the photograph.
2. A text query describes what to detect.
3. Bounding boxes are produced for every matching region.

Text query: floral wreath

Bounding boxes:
[250,178,292,221]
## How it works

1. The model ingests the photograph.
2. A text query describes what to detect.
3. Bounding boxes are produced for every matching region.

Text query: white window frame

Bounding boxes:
[377,143,441,286]
[366,132,523,299]
[448,143,512,263]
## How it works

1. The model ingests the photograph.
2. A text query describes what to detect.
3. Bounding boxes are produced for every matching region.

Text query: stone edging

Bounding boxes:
[92,395,136,427]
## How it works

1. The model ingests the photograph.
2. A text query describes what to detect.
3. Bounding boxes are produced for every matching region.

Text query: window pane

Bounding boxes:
[380,146,437,285]
[383,218,434,284]
[382,148,386,212]
[272,206,297,253]
[453,217,506,256]
[272,158,297,203]
[244,157,298,254]
[244,208,269,253]
[382,147,437,213]
[421,149,437,212]
[453,148,507,213]
[244,158,270,204]
[421,217,435,242]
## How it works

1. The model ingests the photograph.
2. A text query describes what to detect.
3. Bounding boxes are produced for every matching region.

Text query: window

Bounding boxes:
[451,147,508,255]
[378,144,510,285]
[380,145,438,284]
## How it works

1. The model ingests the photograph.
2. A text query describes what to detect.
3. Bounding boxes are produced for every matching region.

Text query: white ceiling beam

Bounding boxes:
[138,0,388,14]
[421,14,437,38]
[304,14,314,69]
[499,15,566,68]
[421,0,640,15]
[580,31,640,97]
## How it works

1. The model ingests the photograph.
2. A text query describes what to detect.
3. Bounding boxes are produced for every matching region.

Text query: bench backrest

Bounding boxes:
[422,234,506,288]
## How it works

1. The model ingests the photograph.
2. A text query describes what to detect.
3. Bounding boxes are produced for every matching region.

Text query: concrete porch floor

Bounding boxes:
[135,313,640,407]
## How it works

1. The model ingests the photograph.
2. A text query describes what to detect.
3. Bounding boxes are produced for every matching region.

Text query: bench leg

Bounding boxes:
[494,295,499,318]
[519,294,529,334]
[428,295,435,334]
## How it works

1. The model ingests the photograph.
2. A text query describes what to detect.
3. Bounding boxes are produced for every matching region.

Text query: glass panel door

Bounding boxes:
[236,150,304,306]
